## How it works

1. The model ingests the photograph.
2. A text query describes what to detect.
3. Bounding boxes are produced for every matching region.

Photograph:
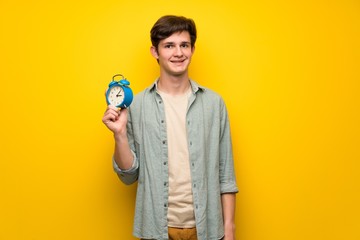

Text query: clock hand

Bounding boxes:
[116,90,123,97]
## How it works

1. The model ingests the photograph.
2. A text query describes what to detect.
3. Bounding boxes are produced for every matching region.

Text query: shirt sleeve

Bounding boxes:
[112,150,139,185]
[219,99,239,194]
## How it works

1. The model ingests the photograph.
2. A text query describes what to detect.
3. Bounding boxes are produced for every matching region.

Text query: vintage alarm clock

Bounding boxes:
[105,74,133,108]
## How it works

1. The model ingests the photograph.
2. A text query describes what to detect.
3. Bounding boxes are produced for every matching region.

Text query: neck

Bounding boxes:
[157,74,191,95]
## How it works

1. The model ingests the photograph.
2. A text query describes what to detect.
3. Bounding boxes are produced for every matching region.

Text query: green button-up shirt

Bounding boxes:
[113,80,238,240]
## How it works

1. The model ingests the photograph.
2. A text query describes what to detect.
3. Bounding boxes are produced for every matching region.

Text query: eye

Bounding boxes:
[164,44,173,48]
[181,43,190,48]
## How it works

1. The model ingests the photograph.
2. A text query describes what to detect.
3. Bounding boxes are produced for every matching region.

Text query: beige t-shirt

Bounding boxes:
[158,88,195,228]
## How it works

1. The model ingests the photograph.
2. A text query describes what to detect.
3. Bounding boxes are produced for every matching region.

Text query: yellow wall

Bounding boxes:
[1,0,359,239]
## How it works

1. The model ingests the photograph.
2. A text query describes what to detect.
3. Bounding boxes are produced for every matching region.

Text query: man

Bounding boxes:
[102,15,238,240]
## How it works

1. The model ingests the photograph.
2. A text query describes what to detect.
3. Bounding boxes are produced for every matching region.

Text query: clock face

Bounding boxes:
[108,85,124,107]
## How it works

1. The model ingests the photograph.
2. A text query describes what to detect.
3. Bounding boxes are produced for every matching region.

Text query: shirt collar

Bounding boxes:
[149,78,205,94]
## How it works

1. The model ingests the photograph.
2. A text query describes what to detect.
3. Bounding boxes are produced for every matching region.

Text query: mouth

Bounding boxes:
[170,59,186,64]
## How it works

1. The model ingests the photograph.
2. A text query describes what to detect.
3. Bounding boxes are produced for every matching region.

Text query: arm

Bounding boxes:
[113,129,134,170]
[218,99,238,239]
[221,193,236,240]
[102,105,134,170]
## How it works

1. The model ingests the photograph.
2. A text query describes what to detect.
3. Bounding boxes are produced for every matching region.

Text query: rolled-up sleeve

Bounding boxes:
[112,150,139,185]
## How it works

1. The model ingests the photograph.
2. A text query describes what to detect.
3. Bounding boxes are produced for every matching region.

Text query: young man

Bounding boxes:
[102,15,238,240]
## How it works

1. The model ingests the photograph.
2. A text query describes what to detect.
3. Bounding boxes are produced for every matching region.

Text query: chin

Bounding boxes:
[171,70,187,76]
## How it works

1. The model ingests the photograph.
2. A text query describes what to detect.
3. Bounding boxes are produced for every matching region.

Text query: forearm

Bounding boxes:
[113,134,134,170]
[221,193,236,239]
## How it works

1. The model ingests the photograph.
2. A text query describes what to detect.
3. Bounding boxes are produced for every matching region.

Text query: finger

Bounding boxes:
[119,108,128,115]
[103,110,120,122]
[104,106,120,116]
[107,105,120,112]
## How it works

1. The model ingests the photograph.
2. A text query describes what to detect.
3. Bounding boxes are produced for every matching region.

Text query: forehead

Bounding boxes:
[160,31,191,44]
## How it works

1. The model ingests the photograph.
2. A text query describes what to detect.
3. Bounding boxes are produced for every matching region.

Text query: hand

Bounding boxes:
[102,105,128,137]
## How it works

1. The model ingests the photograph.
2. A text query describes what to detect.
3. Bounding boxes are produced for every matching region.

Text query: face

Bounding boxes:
[151,31,195,77]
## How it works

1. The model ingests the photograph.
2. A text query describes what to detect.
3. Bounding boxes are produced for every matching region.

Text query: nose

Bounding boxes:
[174,46,183,57]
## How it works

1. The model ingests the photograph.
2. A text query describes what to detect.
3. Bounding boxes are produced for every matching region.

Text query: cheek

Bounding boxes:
[185,49,194,57]
[157,49,171,57]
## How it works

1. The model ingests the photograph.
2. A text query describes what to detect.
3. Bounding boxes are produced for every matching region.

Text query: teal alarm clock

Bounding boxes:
[106,74,133,108]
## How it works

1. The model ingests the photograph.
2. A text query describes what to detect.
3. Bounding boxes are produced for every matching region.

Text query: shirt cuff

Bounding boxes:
[112,151,138,174]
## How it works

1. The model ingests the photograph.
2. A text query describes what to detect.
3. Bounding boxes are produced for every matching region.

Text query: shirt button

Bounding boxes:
[190,141,192,146]
[193,184,196,188]
[164,203,167,207]
[192,163,195,167]
[164,162,167,165]
[164,182,167,186]
[159,100,162,104]
[161,120,164,123]
[163,140,166,144]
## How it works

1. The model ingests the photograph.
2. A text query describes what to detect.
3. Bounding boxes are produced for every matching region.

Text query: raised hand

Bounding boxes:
[102,105,128,137]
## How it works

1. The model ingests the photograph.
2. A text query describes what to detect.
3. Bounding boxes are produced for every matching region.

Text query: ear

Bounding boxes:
[150,46,159,59]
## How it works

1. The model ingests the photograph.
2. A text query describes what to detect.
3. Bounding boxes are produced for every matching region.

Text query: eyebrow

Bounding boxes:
[161,41,191,45]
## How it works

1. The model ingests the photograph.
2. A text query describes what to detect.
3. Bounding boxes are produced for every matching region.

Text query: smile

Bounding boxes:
[170,59,186,63]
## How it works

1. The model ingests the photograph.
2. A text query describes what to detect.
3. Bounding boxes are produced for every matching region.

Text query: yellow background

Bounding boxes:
[1,0,359,239]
